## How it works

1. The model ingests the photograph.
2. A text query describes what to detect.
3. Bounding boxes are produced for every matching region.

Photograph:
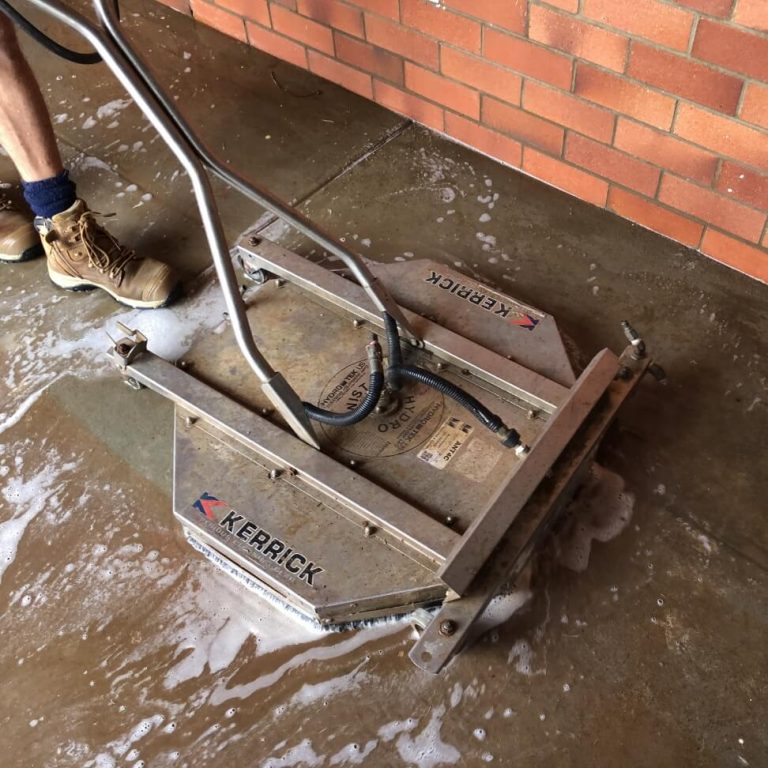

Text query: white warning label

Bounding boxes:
[417,417,474,469]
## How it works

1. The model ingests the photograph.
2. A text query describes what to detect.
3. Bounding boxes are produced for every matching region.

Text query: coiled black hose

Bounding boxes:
[0,0,102,65]
[396,365,505,432]
[303,338,384,427]
[383,313,522,448]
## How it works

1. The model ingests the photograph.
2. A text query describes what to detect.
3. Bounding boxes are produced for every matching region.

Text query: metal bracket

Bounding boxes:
[109,323,147,368]
[410,349,652,673]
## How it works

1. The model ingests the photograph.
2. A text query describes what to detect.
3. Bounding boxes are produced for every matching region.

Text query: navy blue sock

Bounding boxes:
[22,170,77,219]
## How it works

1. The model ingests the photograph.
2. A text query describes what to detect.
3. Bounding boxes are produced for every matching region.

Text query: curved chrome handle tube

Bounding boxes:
[94,0,420,345]
[26,0,320,447]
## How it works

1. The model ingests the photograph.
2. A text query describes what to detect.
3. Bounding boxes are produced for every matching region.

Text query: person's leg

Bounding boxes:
[0,13,63,181]
[0,13,180,307]
[0,12,70,261]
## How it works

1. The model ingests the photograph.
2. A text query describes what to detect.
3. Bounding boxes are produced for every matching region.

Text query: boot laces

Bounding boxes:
[75,211,135,283]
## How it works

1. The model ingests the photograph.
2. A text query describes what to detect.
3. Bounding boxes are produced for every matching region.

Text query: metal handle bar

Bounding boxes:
[95,0,419,346]
[26,0,322,446]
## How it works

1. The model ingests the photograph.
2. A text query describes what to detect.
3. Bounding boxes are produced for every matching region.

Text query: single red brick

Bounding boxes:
[565,133,660,196]
[740,83,768,130]
[614,118,718,185]
[523,147,609,206]
[335,32,403,83]
[608,186,704,245]
[441,47,522,105]
[528,5,628,73]
[297,0,364,38]
[405,62,480,119]
[444,0,526,34]
[191,0,247,41]
[542,0,580,12]
[523,81,614,143]
[672,0,733,17]
[582,0,694,51]
[715,161,768,211]
[675,103,768,169]
[575,64,676,130]
[246,22,307,67]
[270,5,334,53]
[400,0,481,54]
[628,43,743,115]
[444,113,523,167]
[692,19,768,81]
[156,0,191,15]
[308,50,373,98]
[364,13,439,69]
[216,0,268,23]
[354,0,398,20]
[659,174,766,242]
[484,28,573,90]
[373,80,445,131]
[733,0,768,32]
[483,97,565,155]
[700,228,768,283]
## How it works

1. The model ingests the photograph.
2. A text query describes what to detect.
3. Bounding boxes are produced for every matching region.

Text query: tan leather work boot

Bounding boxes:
[0,197,43,262]
[35,199,181,308]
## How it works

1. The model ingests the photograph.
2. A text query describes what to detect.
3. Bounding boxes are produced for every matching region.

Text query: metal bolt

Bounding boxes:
[349,459,358,468]
[184,415,197,428]
[436,362,446,372]
[649,363,667,382]
[363,523,376,537]
[439,619,457,636]
[461,368,470,376]
[526,409,538,420]
[268,468,282,481]
[276,278,286,288]
[616,366,633,380]
[445,515,456,526]
[248,235,261,246]
[115,341,132,358]
[260,407,273,417]
[352,318,363,328]
[179,360,189,369]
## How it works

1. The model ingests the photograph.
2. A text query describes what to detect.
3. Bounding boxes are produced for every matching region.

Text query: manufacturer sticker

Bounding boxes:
[417,417,474,469]
[424,270,542,330]
[318,359,445,458]
[192,492,324,587]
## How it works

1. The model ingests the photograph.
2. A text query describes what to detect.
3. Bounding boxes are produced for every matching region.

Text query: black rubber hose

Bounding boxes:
[396,364,504,432]
[0,0,102,65]
[383,312,402,391]
[303,336,384,427]
[383,313,522,447]
[304,371,384,427]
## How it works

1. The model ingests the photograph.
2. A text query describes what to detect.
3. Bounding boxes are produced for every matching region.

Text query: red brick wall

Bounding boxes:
[158,0,768,283]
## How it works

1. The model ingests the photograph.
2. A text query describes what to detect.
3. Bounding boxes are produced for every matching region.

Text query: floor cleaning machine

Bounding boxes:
[18,0,662,672]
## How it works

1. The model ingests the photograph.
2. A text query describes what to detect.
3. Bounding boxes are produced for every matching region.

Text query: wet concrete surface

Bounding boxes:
[1,5,766,768]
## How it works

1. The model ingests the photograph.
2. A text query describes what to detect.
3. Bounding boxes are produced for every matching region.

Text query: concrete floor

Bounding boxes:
[1,4,767,767]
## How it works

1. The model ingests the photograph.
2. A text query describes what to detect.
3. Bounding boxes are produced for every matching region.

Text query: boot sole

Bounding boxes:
[0,243,44,264]
[48,267,182,309]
